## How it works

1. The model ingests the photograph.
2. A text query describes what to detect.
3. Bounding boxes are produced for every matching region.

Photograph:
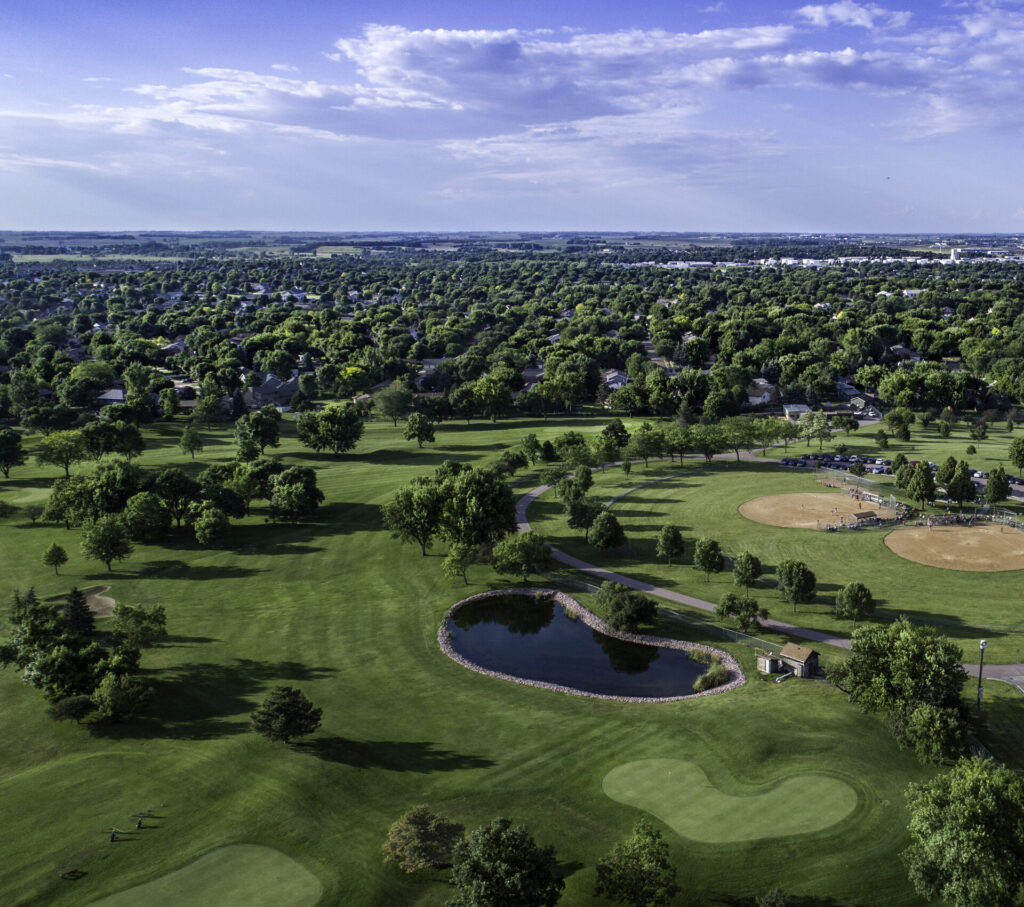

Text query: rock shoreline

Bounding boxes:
[438,587,746,703]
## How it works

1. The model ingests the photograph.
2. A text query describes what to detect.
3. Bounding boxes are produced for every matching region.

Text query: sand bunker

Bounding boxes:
[739,493,893,530]
[44,585,116,617]
[885,522,1024,572]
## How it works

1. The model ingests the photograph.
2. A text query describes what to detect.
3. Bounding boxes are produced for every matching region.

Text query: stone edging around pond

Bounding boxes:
[438,587,746,703]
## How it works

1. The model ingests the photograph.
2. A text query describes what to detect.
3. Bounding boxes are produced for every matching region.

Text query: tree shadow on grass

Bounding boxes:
[135,560,264,580]
[296,736,495,773]
[157,634,219,647]
[94,658,337,742]
[716,897,851,907]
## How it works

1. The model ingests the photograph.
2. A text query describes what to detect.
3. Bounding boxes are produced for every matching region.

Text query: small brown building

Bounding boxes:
[779,643,819,678]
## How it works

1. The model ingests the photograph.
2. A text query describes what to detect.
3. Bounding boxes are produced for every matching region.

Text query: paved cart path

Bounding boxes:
[516,477,1024,689]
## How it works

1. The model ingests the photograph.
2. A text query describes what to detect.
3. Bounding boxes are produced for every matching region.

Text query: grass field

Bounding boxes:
[603,758,858,842]
[527,457,1024,662]
[0,413,1003,905]
[89,844,322,906]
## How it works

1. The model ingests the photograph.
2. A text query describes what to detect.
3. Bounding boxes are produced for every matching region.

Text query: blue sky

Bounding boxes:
[2,1,1022,231]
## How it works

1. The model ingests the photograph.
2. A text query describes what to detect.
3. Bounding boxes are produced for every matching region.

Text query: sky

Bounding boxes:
[2,0,1023,232]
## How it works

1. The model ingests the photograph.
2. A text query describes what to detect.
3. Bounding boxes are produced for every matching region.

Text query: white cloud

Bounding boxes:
[271,64,299,72]
[797,2,911,30]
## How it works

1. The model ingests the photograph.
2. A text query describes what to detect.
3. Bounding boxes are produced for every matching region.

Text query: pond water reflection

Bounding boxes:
[449,594,706,697]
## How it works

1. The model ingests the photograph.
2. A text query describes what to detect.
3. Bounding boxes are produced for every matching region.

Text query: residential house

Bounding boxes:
[601,369,630,391]
[744,378,778,406]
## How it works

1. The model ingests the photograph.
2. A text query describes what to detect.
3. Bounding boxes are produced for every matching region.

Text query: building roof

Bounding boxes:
[780,642,817,663]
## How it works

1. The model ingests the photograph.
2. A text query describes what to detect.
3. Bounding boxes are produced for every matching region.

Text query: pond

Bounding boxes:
[447,593,708,698]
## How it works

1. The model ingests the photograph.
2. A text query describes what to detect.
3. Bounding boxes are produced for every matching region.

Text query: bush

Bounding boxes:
[382,805,465,873]
[693,662,730,693]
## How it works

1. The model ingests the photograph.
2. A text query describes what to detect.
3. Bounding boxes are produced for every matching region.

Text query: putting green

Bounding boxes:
[89,844,322,907]
[603,759,858,843]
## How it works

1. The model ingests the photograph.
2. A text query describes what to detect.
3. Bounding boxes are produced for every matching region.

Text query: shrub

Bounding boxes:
[693,662,730,693]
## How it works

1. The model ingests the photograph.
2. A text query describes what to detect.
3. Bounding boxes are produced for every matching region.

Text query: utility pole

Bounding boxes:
[977,639,987,712]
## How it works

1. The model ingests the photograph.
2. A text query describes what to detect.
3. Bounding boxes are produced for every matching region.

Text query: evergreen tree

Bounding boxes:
[63,587,94,639]
[251,686,322,743]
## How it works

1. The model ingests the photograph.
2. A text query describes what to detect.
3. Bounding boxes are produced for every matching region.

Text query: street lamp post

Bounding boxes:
[977,639,988,712]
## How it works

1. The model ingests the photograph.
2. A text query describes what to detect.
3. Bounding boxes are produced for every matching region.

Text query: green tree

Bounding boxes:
[946,461,975,511]
[439,468,517,550]
[731,551,762,598]
[777,560,816,609]
[190,502,231,546]
[111,421,145,461]
[596,582,657,632]
[567,497,604,542]
[80,515,133,572]
[449,817,564,907]
[935,455,957,487]
[123,491,171,541]
[35,429,87,477]
[834,582,875,629]
[296,403,365,455]
[42,476,95,529]
[985,465,1011,506]
[404,412,436,448]
[63,587,94,638]
[442,543,477,585]
[594,818,678,907]
[841,617,967,719]
[111,603,167,649]
[491,532,552,583]
[715,592,768,632]
[42,542,68,575]
[937,420,951,438]
[693,537,724,582]
[382,805,465,873]
[377,381,414,426]
[234,405,281,455]
[89,672,152,723]
[0,428,26,478]
[152,467,202,528]
[591,511,626,551]
[520,433,542,465]
[269,467,324,523]
[655,525,685,567]
[1009,437,1024,472]
[903,757,1024,907]
[906,462,937,509]
[179,422,204,459]
[382,480,444,556]
[250,685,323,743]
[192,394,223,426]
[158,387,179,418]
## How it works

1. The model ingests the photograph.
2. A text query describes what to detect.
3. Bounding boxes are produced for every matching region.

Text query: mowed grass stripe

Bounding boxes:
[88,844,322,907]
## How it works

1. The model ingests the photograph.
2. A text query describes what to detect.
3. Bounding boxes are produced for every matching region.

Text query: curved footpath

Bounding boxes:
[516,472,1024,692]
[516,481,854,650]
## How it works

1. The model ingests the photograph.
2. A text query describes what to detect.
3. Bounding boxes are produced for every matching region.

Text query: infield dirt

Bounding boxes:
[739,492,894,530]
